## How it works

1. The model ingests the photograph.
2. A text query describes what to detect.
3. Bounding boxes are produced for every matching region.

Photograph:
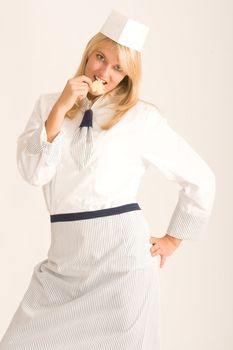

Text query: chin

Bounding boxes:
[87,92,101,100]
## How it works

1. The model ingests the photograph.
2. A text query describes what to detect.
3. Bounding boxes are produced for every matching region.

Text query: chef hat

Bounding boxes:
[99,10,149,52]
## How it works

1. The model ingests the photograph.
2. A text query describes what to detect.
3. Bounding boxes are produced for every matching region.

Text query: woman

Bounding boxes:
[0,11,215,350]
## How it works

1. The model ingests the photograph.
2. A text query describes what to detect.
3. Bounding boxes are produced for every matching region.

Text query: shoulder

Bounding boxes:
[132,98,162,117]
[137,99,161,112]
[37,91,61,108]
[128,98,166,127]
[31,91,61,120]
[34,91,61,118]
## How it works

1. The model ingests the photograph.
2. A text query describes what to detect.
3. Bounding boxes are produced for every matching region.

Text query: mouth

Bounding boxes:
[94,75,107,85]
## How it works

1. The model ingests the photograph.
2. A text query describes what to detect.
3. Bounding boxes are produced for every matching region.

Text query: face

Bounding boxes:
[84,41,127,99]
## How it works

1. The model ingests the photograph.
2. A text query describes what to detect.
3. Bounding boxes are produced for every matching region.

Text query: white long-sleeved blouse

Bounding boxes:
[16,91,216,240]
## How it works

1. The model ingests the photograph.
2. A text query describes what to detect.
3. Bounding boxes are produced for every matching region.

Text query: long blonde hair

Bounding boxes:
[66,32,142,130]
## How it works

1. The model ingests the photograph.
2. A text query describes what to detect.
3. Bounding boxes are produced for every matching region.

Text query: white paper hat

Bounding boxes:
[99,10,149,52]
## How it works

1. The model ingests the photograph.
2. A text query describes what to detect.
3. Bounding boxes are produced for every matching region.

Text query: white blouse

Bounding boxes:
[17,92,216,240]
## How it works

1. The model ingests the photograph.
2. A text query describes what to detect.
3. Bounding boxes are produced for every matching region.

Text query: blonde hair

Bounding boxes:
[66,32,142,130]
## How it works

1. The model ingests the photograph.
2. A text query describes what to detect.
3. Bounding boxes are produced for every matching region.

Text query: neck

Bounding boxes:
[87,92,100,102]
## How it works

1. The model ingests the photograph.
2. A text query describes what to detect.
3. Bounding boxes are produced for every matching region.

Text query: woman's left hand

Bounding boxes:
[149,234,182,268]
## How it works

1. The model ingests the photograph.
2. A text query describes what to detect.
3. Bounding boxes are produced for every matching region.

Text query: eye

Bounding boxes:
[96,53,104,61]
[115,65,122,71]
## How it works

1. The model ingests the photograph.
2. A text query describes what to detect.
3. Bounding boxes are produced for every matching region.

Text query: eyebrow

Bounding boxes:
[96,50,121,67]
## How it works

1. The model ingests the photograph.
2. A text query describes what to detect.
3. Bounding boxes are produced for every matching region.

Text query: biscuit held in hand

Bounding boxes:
[91,79,105,94]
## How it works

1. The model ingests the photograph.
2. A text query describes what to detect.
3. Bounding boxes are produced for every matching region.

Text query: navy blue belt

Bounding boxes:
[50,203,141,223]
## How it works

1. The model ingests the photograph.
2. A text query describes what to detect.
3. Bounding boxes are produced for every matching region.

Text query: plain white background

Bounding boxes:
[0,0,232,349]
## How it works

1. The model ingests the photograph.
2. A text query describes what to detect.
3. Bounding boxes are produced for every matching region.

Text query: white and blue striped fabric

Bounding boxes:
[0,206,161,349]
[70,109,94,171]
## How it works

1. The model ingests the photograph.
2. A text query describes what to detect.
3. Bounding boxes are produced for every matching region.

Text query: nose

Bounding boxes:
[99,64,111,81]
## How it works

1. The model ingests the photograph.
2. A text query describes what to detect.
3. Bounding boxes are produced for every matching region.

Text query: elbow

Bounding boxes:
[18,171,51,187]
[17,165,43,187]
[208,168,216,196]
[17,159,54,187]
[190,166,216,216]
[16,148,56,187]
[203,167,216,213]
[24,176,45,187]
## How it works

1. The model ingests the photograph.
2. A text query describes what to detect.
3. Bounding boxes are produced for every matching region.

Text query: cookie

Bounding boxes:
[91,79,105,94]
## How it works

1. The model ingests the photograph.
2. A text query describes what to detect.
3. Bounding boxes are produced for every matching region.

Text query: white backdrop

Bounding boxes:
[0,0,232,349]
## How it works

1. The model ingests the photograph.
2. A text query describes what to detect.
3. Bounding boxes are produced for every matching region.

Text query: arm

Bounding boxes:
[141,107,216,241]
[16,94,66,186]
[164,234,183,246]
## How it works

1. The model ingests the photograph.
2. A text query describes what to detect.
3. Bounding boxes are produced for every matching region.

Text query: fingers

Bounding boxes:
[68,82,89,92]
[77,87,89,95]
[149,236,160,245]
[72,75,93,88]
[72,83,90,88]
[150,244,166,268]
[149,234,180,268]
[149,236,161,252]
[68,81,91,96]
[150,243,161,256]
[149,236,164,267]
[160,255,166,268]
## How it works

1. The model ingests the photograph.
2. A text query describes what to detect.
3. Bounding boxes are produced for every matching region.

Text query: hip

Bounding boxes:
[45,203,159,276]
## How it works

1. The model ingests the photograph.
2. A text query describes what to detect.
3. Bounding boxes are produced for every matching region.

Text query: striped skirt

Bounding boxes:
[0,203,161,350]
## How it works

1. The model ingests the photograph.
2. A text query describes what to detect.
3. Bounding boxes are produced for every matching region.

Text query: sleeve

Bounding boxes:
[141,107,216,241]
[16,94,66,187]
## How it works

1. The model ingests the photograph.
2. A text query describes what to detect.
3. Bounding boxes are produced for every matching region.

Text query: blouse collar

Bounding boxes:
[80,92,115,112]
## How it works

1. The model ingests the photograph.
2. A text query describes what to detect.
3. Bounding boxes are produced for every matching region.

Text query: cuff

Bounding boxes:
[166,203,211,241]
[25,122,66,166]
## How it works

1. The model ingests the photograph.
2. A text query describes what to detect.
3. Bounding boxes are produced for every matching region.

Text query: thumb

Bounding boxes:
[160,255,166,268]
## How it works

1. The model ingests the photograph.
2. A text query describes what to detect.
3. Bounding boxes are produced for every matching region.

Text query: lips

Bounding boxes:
[94,75,107,84]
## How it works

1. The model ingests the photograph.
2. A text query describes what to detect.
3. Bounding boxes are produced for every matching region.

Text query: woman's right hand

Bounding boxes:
[55,75,93,113]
